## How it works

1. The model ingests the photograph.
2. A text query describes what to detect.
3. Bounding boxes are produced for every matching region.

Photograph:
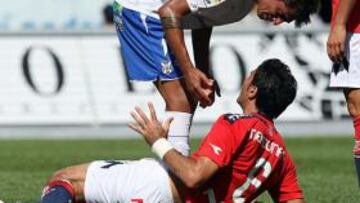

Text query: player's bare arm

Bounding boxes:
[129,102,219,188]
[164,151,218,188]
[327,0,357,62]
[158,0,214,107]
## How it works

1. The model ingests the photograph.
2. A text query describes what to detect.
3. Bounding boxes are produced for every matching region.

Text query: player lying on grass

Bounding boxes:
[40,59,304,203]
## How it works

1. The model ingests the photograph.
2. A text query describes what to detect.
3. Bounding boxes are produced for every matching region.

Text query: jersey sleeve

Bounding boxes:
[269,154,304,202]
[192,115,246,167]
[182,0,254,29]
[185,0,225,12]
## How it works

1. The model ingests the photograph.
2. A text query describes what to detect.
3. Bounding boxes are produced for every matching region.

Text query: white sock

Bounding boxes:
[164,111,193,156]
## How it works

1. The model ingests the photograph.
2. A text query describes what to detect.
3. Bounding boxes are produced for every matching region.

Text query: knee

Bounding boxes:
[346,90,360,117]
[165,94,197,112]
[348,104,360,117]
[47,168,73,183]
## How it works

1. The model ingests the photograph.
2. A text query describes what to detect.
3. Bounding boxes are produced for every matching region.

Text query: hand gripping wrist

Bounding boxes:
[151,138,174,159]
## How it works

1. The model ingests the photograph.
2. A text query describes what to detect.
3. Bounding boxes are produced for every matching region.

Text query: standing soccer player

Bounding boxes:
[41,59,305,203]
[112,0,319,157]
[327,0,360,186]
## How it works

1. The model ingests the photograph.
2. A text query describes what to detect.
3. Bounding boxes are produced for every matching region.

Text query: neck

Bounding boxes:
[241,104,258,115]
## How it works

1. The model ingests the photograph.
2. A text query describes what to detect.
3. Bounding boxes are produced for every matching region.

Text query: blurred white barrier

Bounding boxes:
[0,0,112,30]
[0,31,351,137]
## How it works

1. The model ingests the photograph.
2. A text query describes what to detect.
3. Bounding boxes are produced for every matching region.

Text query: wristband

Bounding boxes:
[151,138,174,159]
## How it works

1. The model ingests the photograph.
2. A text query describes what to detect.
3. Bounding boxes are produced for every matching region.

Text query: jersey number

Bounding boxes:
[232,157,272,202]
[203,158,272,203]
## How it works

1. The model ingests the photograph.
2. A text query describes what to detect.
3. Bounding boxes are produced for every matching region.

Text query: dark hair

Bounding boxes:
[103,4,114,24]
[284,0,320,27]
[253,59,297,119]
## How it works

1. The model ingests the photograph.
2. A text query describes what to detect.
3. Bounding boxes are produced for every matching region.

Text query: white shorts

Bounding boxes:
[329,33,360,88]
[84,159,173,203]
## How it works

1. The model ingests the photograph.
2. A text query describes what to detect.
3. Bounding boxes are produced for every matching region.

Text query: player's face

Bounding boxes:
[256,0,297,25]
[237,69,256,107]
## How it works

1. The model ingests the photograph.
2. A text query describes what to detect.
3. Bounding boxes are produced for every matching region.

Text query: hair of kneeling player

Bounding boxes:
[253,58,297,119]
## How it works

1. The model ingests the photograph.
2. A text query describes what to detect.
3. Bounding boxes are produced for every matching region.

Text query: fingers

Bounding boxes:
[129,103,161,131]
[202,76,214,88]
[327,42,343,63]
[333,43,343,62]
[195,87,213,107]
[198,75,214,105]
[128,103,170,141]
[148,102,158,121]
[130,110,145,127]
[134,106,150,124]
[186,69,218,107]
[127,122,144,135]
[327,39,334,61]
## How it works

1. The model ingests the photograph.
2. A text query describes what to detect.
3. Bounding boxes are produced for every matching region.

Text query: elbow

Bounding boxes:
[183,170,203,189]
[158,0,188,18]
[158,5,175,18]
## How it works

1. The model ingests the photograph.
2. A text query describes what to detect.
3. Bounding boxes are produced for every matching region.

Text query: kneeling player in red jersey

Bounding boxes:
[40,59,304,203]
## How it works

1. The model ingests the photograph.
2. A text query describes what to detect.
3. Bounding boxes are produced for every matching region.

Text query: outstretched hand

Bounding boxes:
[128,102,173,146]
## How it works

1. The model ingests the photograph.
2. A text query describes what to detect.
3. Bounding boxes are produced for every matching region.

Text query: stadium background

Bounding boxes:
[0,0,359,202]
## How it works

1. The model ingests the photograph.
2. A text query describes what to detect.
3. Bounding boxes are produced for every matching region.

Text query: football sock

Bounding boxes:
[41,180,75,203]
[353,115,360,186]
[164,111,193,156]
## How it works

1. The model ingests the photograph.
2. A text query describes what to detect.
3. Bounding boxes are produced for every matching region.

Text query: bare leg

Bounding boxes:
[155,78,197,113]
[344,88,360,186]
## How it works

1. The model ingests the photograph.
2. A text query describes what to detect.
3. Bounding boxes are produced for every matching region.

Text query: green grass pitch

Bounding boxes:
[0,136,359,202]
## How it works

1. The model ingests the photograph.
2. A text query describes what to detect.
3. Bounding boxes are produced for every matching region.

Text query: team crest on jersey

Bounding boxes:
[224,113,253,124]
[161,60,173,74]
[114,16,124,31]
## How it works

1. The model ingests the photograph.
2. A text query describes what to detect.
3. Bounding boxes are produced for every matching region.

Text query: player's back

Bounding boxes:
[186,113,303,203]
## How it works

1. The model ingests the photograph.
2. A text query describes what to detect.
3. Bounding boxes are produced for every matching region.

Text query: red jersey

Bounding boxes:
[185,113,303,203]
[331,0,360,33]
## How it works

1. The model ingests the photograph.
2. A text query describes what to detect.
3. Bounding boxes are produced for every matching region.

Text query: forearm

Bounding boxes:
[163,150,206,188]
[164,28,194,75]
[333,0,357,26]
[158,0,194,76]
[192,27,213,76]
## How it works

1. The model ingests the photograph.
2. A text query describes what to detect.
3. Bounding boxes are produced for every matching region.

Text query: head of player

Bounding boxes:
[237,58,297,119]
[256,0,320,27]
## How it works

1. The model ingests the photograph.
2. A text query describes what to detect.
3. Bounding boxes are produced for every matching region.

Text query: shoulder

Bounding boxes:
[181,0,255,29]
[221,113,256,124]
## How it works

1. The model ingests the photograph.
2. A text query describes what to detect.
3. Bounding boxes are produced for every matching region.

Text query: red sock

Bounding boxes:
[353,115,360,155]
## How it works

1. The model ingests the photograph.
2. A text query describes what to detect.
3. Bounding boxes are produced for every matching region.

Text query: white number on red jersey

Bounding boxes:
[232,157,272,202]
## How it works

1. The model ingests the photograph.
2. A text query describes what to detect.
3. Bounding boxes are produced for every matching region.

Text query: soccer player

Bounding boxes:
[113,0,319,157]
[327,0,360,186]
[41,59,304,203]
